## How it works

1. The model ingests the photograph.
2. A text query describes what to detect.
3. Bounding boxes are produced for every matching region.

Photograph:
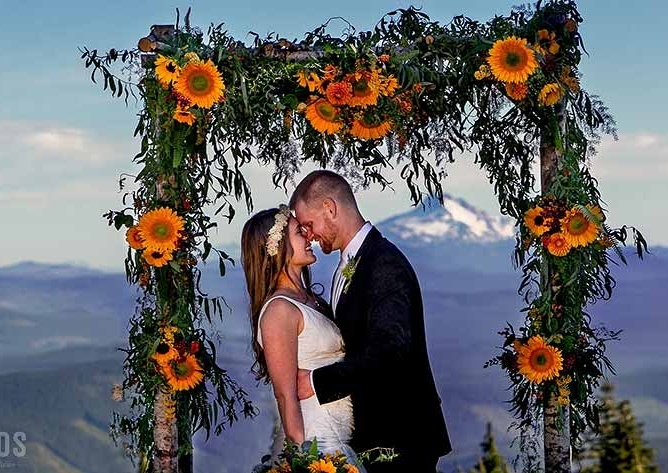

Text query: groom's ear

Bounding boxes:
[322,197,337,218]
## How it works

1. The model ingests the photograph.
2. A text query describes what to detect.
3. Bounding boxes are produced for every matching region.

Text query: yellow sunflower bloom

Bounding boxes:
[378,74,399,96]
[487,36,538,83]
[505,82,529,101]
[152,343,179,366]
[538,83,564,107]
[137,207,185,253]
[344,465,360,473]
[154,55,181,87]
[173,107,196,126]
[349,118,392,140]
[305,99,342,134]
[142,249,174,267]
[296,70,323,93]
[346,70,381,108]
[560,208,599,247]
[517,335,563,384]
[125,226,144,250]
[173,59,225,109]
[308,459,337,473]
[542,232,572,257]
[524,206,549,237]
[163,354,204,391]
[325,81,353,106]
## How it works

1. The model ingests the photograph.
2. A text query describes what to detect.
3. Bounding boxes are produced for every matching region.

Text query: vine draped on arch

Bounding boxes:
[81,1,646,471]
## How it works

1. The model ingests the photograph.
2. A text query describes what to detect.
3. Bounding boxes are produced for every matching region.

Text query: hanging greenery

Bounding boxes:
[81,0,646,469]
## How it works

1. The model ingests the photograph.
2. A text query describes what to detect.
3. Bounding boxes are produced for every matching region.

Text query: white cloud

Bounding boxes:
[593,132,668,179]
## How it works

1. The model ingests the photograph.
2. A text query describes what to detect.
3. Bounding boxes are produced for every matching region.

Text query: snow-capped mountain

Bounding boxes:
[377,194,516,246]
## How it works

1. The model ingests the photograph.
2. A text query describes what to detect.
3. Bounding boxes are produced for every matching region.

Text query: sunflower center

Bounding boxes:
[315,101,338,121]
[353,80,371,96]
[533,215,544,226]
[166,62,177,73]
[174,361,192,377]
[153,224,170,239]
[189,74,210,94]
[531,349,551,370]
[505,51,524,68]
[566,215,588,235]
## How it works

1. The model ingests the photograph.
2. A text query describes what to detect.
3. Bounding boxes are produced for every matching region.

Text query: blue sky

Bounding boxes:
[1,1,666,270]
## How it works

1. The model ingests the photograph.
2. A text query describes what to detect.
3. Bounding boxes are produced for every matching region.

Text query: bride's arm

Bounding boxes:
[260,298,305,444]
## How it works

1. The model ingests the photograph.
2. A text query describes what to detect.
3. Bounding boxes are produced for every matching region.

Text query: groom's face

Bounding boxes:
[293,199,338,255]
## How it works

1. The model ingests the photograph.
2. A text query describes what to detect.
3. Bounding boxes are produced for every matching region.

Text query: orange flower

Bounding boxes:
[163,354,204,391]
[296,70,322,92]
[517,335,563,384]
[304,98,342,134]
[173,59,225,109]
[154,55,181,87]
[349,117,392,140]
[487,36,538,83]
[346,70,380,107]
[125,226,144,250]
[560,207,599,247]
[173,107,196,125]
[538,83,564,107]
[142,249,173,267]
[137,207,184,253]
[307,459,336,473]
[505,82,529,101]
[524,206,549,237]
[542,232,571,257]
[325,81,353,106]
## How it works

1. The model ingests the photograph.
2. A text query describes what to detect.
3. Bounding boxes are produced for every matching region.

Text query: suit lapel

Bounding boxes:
[334,227,382,318]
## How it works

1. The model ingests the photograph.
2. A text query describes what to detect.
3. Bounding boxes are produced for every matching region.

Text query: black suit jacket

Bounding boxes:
[312,227,451,459]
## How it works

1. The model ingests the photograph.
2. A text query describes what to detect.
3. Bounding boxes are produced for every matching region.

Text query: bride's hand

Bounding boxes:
[296,369,315,400]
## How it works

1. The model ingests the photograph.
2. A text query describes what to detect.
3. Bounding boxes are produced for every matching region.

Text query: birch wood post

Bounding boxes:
[540,101,571,473]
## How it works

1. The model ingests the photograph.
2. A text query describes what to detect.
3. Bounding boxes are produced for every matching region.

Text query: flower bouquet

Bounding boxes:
[252,439,360,473]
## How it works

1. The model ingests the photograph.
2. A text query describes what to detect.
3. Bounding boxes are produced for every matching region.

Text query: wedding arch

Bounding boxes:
[81,1,646,471]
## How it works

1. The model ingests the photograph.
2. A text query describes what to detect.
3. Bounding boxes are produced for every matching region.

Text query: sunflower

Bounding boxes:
[152,343,179,366]
[307,459,337,473]
[517,335,563,384]
[344,465,360,473]
[163,354,204,391]
[304,98,342,134]
[173,59,225,109]
[378,74,399,96]
[154,55,181,87]
[325,81,353,106]
[538,83,564,107]
[142,249,173,267]
[296,70,322,92]
[173,107,196,125]
[137,207,184,253]
[487,36,538,83]
[349,117,392,140]
[560,208,599,247]
[505,82,529,101]
[524,206,549,236]
[542,232,572,257]
[346,70,380,107]
[125,226,144,250]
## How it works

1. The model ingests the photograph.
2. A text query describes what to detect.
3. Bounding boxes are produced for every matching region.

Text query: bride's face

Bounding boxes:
[286,217,316,267]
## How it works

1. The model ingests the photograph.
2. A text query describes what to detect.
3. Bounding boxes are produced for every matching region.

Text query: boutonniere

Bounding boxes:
[341,256,359,294]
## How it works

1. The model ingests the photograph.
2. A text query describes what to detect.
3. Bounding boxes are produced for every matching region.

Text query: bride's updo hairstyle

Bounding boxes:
[241,207,315,381]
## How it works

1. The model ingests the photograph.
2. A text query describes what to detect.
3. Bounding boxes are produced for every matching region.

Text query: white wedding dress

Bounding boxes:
[257,295,365,471]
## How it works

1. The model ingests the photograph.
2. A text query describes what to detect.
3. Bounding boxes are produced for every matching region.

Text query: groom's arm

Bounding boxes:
[312,249,414,404]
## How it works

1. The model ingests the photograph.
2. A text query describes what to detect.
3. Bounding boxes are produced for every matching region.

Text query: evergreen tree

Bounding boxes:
[470,422,511,473]
[576,382,659,473]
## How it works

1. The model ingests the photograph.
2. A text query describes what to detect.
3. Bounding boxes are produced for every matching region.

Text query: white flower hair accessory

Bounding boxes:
[266,204,291,257]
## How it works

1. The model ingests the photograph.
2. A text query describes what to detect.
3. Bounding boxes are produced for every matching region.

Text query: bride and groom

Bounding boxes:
[241,170,451,472]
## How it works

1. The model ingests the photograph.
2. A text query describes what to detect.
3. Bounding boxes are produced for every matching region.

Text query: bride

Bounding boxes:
[241,204,365,470]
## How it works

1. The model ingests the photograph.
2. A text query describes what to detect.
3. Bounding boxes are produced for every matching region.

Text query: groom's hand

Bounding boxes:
[297,369,315,400]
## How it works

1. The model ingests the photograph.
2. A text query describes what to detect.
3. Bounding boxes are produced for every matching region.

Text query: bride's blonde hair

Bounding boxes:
[241,207,316,381]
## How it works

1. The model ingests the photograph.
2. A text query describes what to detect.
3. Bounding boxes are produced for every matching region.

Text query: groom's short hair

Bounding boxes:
[290,170,356,209]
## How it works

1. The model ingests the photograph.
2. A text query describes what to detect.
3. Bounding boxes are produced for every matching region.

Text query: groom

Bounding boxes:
[290,170,451,472]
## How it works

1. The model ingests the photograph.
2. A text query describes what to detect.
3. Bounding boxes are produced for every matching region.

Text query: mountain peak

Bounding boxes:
[377,194,515,245]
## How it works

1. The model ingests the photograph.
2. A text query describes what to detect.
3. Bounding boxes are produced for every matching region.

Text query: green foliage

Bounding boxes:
[79,1,648,470]
[575,382,660,473]
[469,423,511,473]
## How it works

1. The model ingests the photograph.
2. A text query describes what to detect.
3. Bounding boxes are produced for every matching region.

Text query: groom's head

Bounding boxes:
[290,170,364,255]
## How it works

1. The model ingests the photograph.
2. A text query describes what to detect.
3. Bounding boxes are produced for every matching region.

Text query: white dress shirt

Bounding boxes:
[330,221,373,312]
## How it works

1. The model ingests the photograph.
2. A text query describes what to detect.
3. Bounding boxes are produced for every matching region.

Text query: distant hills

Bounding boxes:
[1,196,666,472]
